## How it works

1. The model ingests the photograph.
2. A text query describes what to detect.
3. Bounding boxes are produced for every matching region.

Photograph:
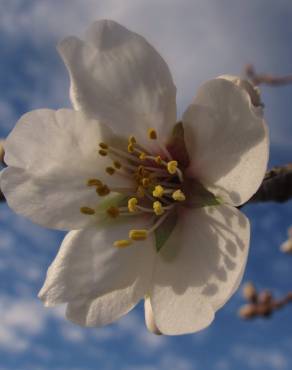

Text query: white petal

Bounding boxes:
[66,285,140,327]
[39,219,155,307]
[0,108,128,230]
[150,205,250,335]
[183,78,269,206]
[144,297,161,335]
[58,20,177,147]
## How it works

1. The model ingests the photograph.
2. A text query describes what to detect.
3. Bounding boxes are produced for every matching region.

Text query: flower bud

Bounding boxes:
[259,290,272,305]
[242,282,258,303]
[280,239,292,254]
[257,303,272,317]
[238,304,257,319]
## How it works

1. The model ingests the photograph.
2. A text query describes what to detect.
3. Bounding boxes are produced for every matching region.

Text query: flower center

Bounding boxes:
[80,127,188,248]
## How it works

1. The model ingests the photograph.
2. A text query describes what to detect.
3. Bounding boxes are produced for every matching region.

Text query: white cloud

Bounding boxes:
[232,345,289,369]
[1,0,292,147]
[0,297,46,352]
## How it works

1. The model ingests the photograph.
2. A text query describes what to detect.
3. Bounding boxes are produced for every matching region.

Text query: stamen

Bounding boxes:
[142,178,150,187]
[128,136,136,144]
[80,206,95,215]
[99,142,108,149]
[155,156,163,165]
[106,167,115,175]
[107,206,120,218]
[136,186,145,198]
[172,189,186,201]
[149,210,172,233]
[113,161,122,169]
[153,185,164,198]
[148,128,157,140]
[153,201,164,216]
[96,184,110,196]
[127,143,135,153]
[167,160,178,175]
[113,239,132,248]
[139,152,146,160]
[98,149,108,156]
[129,229,148,241]
[87,179,103,187]
[128,197,138,212]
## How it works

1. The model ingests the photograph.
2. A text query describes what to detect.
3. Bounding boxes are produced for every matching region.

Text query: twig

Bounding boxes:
[239,282,292,319]
[245,64,292,86]
[243,164,292,205]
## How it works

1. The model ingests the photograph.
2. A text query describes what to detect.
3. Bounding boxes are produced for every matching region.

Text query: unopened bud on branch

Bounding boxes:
[242,282,258,303]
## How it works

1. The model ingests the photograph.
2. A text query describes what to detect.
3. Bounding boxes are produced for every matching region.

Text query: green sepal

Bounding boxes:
[184,179,221,208]
[154,210,178,252]
[166,122,190,169]
[95,194,127,227]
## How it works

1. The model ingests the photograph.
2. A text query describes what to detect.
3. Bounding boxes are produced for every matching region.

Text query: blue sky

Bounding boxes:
[0,1,292,369]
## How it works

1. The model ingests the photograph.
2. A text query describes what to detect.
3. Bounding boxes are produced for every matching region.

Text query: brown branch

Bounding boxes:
[243,164,292,205]
[239,282,292,319]
[245,64,292,87]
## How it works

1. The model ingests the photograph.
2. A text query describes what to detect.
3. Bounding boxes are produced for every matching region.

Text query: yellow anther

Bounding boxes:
[139,152,146,160]
[129,229,148,241]
[153,201,164,216]
[128,197,138,212]
[155,156,163,165]
[136,186,145,198]
[96,184,110,196]
[128,135,136,145]
[167,160,178,174]
[106,167,115,175]
[152,185,164,198]
[99,142,108,149]
[87,179,103,187]
[148,128,157,140]
[107,206,120,218]
[113,239,132,248]
[113,161,122,169]
[127,143,134,153]
[98,149,108,156]
[142,178,150,187]
[172,189,186,201]
[80,206,95,215]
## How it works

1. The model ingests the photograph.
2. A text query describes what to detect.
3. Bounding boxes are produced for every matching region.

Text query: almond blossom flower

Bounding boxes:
[0,20,269,335]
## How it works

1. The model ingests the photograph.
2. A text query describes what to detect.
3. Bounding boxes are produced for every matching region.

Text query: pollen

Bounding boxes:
[87,178,103,187]
[148,128,157,140]
[80,206,95,215]
[155,156,163,165]
[153,201,164,216]
[152,185,164,198]
[129,229,148,241]
[106,167,115,175]
[98,149,108,156]
[113,239,132,248]
[107,206,120,218]
[167,160,178,174]
[139,152,146,160]
[142,178,150,187]
[113,161,122,169]
[172,189,186,201]
[99,142,108,149]
[128,197,138,212]
[128,135,136,144]
[96,184,110,196]
[127,143,135,153]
